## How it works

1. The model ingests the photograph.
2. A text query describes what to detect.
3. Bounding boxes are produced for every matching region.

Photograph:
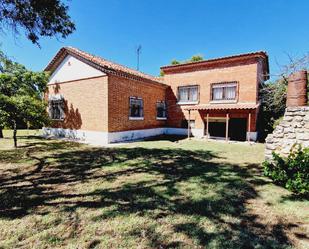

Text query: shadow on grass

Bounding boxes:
[0,136,301,248]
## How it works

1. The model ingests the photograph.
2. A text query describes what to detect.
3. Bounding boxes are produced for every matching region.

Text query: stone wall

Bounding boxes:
[265,106,309,159]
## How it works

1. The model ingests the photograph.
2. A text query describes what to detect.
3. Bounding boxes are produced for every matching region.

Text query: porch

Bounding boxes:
[185,103,259,142]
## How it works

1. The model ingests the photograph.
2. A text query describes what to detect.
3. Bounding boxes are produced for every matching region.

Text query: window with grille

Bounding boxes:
[211,82,237,101]
[178,85,199,103]
[129,97,143,119]
[156,101,167,119]
[49,99,65,120]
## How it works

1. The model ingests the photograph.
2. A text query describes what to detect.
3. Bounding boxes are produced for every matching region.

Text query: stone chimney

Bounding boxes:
[286,70,308,107]
[265,70,309,160]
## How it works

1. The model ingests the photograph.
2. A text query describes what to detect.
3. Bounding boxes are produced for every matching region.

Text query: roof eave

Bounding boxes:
[44,47,166,87]
[160,51,269,75]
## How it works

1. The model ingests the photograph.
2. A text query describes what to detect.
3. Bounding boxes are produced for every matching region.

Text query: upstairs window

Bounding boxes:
[211,82,237,101]
[178,85,199,103]
[129,97,143,119]
[156,101,167,119]
[49,99,65,120]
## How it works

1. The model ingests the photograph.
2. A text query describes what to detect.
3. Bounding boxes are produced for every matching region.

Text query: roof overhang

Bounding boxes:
[45,47,167,87]
[161,51,269,81]
[183,103,260,111]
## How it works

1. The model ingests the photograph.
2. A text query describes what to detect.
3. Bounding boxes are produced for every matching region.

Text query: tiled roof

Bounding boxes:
[45,47,166,86]
[183,103,260,111]
[161,51,269,80]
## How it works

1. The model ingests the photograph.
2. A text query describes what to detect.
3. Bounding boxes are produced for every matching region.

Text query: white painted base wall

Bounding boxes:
[247,132,258,141]
[42,127,187,145]
[42,127,258,145]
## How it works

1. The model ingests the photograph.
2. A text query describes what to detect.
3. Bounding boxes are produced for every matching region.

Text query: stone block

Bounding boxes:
[284,127,294,133]
[295,116,304,122]
[283,116,293,121]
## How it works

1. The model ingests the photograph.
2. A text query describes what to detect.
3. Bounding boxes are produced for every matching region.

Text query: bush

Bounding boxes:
[263,146,309,194]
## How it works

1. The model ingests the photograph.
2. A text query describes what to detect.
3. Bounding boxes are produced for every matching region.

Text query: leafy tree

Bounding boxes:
[189,54,204,62]
[171,59,180,65]
[0,52,49,147]
[0,0,75,45]
[258,79,287,141]
[170,55,204,65]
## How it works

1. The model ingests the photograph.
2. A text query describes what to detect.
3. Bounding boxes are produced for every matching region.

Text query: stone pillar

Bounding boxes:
[286,70,308,107]
[265,70,308,160]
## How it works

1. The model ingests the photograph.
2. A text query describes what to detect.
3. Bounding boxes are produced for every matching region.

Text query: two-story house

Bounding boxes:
[161,51,269,141]
[43,47,269,144]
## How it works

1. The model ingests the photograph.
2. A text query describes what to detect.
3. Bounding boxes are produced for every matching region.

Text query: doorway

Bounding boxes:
[208,118,226,139]
[229,118,247,141]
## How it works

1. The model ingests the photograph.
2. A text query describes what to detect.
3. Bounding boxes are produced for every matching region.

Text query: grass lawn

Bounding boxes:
[0,131,308,248]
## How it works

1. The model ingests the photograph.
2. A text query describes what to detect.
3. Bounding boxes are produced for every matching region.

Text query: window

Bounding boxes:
[156,101,167,119]
[178,85,199,103]
[211,82,237,101]
[129,97,143,119]
[49,99,64,120]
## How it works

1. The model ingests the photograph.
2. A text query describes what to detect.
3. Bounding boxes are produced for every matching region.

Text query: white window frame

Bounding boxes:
[210,82,238,103]
[129,97,144,120]
[177,85,199,105]
[156,101,167,120]
[48,98,65,121]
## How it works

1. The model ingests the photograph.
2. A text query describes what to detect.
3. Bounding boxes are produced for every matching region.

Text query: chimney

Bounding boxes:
[286,70,308,107]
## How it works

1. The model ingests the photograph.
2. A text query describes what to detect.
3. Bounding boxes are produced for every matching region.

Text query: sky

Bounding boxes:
[1,0,309,80]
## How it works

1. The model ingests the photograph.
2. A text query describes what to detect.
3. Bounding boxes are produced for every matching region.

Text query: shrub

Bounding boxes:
[263,146,309,194]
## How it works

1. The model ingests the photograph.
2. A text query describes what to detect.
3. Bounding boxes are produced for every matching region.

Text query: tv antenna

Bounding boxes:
[136,45,142,70]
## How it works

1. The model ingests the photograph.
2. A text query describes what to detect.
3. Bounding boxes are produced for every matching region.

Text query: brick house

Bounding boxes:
[43,47,269,144]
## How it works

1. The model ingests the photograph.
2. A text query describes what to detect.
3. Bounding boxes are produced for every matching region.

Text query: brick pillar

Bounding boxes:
[286,70,308,107]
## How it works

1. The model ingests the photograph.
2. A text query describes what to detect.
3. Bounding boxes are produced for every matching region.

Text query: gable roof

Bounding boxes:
[45,47,166,86]
[161,51,269,80]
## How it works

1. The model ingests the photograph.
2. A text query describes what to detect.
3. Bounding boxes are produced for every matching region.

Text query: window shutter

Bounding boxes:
[129,97,132,117]
[59,100,65,119]
[140,99,144,117]
[48,101,53,118]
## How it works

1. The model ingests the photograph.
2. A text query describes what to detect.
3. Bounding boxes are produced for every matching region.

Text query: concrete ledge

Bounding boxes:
[42,127,109,144]
[43,127,188,145]
[108,128,166,143]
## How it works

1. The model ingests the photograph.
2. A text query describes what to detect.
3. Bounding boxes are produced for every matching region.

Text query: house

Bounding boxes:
[162,51,269,141]
[43,47,269,144]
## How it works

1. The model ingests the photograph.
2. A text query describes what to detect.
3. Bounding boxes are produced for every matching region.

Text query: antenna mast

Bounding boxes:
[136,45,142,70]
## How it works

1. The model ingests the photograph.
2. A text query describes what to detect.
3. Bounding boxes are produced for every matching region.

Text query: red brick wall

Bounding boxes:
[164,59,261,130]
[107,75,167,132]
[46,76,108,131]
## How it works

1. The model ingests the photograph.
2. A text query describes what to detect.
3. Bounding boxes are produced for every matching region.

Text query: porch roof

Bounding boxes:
[183,103,259,111]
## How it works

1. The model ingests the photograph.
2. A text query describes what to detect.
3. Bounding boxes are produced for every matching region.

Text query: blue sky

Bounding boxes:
[1,0,308,80]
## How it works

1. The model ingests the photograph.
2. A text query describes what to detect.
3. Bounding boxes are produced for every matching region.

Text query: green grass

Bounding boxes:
[0,132,308,249]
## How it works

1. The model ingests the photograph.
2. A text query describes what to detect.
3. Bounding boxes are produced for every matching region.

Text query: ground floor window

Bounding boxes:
[49,99,65,120]
[129,97,143,119]
[156,101,167,119]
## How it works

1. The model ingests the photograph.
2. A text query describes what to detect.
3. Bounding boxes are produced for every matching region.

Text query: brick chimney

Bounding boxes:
[286,70,308,107]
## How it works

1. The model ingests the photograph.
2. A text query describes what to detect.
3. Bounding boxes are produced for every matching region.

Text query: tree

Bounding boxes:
[0,0,75,45]
[258,79,287,140]
[189,54,204,62]
[258,53,309,141]
[170,54,204,65]
[0,52,49,147]
[171,59,180,65]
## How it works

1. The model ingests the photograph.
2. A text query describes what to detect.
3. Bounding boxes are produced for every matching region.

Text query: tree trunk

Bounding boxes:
[13,121,17,148]
[0,127,3,138]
